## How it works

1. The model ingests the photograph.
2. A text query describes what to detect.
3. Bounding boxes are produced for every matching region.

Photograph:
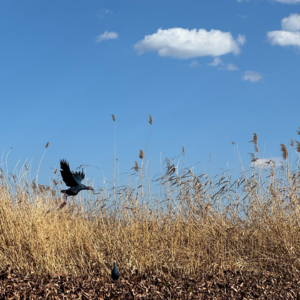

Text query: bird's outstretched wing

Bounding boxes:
[72,170,85,184]
[60,159,79,187]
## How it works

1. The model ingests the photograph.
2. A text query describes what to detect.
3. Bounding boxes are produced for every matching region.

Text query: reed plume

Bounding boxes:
[280,143,288,160]
[139,150,144,159]
[134,161,139,172]
[296,141,300,153]
[250,133,258,153]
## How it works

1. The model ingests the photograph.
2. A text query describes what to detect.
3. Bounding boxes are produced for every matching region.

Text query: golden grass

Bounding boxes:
[1,134,300,280]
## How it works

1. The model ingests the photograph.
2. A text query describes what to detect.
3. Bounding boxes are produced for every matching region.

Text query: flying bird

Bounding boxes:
[111,260,120,281]
[59,159,94,208]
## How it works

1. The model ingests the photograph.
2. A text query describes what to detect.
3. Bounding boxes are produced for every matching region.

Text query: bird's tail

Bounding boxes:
[61,190,67,194]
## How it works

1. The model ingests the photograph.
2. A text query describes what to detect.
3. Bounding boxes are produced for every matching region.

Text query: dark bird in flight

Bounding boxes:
[59,159,94,209]
[111,260,120,281]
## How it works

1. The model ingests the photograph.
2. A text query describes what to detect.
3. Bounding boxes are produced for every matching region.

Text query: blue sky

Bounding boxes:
[1,0,300,187]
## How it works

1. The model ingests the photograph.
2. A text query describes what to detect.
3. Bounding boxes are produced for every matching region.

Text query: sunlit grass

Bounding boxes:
[0,131,300,280]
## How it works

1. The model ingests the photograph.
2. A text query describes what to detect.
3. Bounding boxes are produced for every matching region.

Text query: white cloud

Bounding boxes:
[267,14,300,48]
[223,63,239,71]
[208,57,222,66]
[268,31,300,47]
[189,60,200,68]
[282,14,300,31]
[95,31,118,43]
[237,34,247,45]
[208,58,238,71]
[134,28,246,59]
[242,71,263,82]
[251,157,283,169]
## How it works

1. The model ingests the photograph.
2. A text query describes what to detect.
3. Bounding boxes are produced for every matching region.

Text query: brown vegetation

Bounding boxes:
[1,131,300,297]
[0,266,299,299]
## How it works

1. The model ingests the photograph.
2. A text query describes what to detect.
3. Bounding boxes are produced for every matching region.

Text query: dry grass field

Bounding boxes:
[1,130,300,298]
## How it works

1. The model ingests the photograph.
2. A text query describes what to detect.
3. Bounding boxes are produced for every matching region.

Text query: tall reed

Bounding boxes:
[0,131,300,280]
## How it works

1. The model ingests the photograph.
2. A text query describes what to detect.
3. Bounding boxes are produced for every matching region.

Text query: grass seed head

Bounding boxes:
[139,150,144,159]
[296,141,300,153]
[250,133,258,153]
[134,161,139,172]
[280,143,288,160]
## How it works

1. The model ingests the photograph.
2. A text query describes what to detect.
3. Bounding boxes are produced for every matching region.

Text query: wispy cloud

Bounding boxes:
[222,63,239,71]
[268,14,300,48]
[95,31,118,43]
[208,57,222,66]
[208,58,238,71]
[250,157,283,168]
[101,9,113,14]
[98,9,113,18]
[189,60,200,68]
[134,28,246,59]
[237,14,247,19]
[242,71,263,82]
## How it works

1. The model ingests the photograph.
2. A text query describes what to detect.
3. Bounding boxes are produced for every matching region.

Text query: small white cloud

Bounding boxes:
[189,60,200,68]
[208,57,222,66]
[282,14,300,31]
[209,58,238,71]
[251,157,282,169]
[223,63,239,71]
[96,31,118,43]
[134,28,246,59]
[242,71,263,82]
[237,34,247,45]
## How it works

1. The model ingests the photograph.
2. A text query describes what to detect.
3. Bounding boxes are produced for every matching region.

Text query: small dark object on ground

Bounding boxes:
[111,260,120,280]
